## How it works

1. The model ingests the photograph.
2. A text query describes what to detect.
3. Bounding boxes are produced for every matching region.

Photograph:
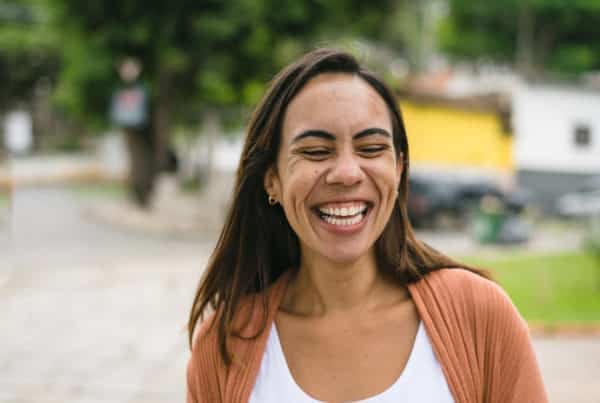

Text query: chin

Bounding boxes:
[317,244,374,266]
[328,255,365,266]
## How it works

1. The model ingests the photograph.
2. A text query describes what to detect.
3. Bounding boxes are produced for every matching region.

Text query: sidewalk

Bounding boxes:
[86,172,235,238]
[1,254,207,403]
[0,153,234,238]
[0,154,124,190]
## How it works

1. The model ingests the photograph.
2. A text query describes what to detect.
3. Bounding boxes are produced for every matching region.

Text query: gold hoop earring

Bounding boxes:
[268,195,277,206]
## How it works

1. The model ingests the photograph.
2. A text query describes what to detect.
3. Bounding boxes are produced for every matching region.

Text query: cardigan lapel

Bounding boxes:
[226,271,292,402]
[408,269,482,403]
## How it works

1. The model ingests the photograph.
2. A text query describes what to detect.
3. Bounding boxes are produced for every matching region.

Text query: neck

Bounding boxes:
[282,248,392,316]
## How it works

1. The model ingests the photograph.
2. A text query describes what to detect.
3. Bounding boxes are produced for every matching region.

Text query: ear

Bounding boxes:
[263,165,281,201]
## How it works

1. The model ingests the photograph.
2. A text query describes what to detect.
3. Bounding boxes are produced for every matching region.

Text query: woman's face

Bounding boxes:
[264,73,403,265]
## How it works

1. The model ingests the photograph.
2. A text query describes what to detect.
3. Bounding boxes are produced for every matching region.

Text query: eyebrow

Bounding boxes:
[291,127,391,143]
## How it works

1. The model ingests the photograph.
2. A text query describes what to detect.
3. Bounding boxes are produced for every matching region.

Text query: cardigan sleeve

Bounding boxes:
[184,277,291,403]
[186,351,199,403]
[408,268,548,403]
[186,312,225,403]
[476,278,548,403]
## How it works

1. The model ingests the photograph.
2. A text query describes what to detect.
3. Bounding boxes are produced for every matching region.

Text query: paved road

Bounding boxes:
[534,336,600,403]
[2,186,210,402]
[1,185,598,402]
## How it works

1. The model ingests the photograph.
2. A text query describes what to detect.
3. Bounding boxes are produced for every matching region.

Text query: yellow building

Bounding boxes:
[399,93,513,173]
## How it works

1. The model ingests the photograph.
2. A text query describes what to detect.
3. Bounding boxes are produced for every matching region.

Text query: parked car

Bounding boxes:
[556,176,600,218]
[407,173,505,229]
[407,174,461,228]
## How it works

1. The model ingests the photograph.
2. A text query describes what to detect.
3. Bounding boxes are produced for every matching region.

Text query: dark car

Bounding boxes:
[407,173,462,228]
[408,173,506,229]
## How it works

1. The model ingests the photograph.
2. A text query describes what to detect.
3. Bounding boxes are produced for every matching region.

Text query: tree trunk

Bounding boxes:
[123,70,175,208]
[154,73,169,172]
[202,109,220,186]
[516,0,535,78]
[124,126,155,208]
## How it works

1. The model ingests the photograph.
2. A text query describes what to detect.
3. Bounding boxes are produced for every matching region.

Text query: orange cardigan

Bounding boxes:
[186,269,548,402]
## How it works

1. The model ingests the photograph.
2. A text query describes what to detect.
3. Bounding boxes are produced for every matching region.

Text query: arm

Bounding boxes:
[481,281,548,403]
[186,355,199,403]
[185,313,222,403]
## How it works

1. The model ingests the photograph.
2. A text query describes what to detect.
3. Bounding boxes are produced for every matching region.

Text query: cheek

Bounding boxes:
[366,158,400,192]
[282,164,324,202]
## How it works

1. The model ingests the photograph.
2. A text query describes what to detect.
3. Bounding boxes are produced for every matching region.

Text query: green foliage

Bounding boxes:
[440,0,600,75]
[463,251,600,323]
[53,37,115,129]
[0,0,60,109]
[46,0,400,129]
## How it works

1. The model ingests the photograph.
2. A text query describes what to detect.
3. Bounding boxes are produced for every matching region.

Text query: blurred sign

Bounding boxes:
[3,110,33,155]
[110,85,149,129]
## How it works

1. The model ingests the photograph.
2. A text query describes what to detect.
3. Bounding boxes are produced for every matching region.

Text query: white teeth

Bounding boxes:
[318,203,367,217]
[322,212,364,226]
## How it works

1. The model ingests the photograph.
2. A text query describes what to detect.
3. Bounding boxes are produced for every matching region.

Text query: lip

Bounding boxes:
[311,200,373,235]
[311,198,373,209]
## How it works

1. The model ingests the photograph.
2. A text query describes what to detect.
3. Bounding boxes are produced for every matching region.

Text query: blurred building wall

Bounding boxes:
[513,84,600,212]
[514,84,600,173]
[401,98,513,173]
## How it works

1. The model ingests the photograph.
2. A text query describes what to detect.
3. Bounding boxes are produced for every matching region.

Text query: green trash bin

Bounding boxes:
[584,212,600,253]
[471,196,506,244]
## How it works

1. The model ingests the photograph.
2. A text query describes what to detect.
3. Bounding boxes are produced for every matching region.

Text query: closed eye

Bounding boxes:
[358,145,389,155]
[304,149,329,155]
[299,148,331,159]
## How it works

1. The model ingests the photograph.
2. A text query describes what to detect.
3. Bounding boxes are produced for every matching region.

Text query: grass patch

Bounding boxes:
[69,181,127,201]
[462,252,600,324]
[0,192,9,208]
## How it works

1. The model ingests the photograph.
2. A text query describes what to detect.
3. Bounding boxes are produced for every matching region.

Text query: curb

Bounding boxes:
[0,171,126,190]
[85,199,222,239]
[529,322,600,337]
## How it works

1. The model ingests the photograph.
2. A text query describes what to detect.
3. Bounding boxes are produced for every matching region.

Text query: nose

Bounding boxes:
[325,151,365,186]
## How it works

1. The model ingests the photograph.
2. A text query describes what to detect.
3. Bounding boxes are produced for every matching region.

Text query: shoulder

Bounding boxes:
[410,269,546,401]
[187,310,223,403]
[419,266,493,289]
[410,268,526,330]
[187,273,291,401]
[417,268,508,303]
[186,296,263,402]
[188,296,256,367]
[188,271,291,367]
[190,310,219,356]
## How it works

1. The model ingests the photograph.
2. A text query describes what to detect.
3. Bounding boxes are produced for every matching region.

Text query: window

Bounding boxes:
[574,124,592,147]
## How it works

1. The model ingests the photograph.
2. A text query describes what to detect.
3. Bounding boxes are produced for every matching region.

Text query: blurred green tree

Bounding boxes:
[47,0,399,206]
[0,0,59,112]
[439,0,600,77]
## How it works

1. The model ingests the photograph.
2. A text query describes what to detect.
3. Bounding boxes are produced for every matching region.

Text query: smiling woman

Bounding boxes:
[186,49,548,403]
[264,73,401,266]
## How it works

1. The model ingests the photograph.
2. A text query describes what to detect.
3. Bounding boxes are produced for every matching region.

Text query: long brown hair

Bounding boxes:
[188,48,489,365]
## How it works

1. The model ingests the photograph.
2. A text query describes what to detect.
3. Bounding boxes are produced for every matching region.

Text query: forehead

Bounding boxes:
[282,73,391,140]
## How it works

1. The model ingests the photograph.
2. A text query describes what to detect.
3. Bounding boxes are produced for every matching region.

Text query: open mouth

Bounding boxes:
[314,202,371,227]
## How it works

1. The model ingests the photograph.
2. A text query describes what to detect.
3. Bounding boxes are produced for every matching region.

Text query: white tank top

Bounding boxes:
[250,320,455,402]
